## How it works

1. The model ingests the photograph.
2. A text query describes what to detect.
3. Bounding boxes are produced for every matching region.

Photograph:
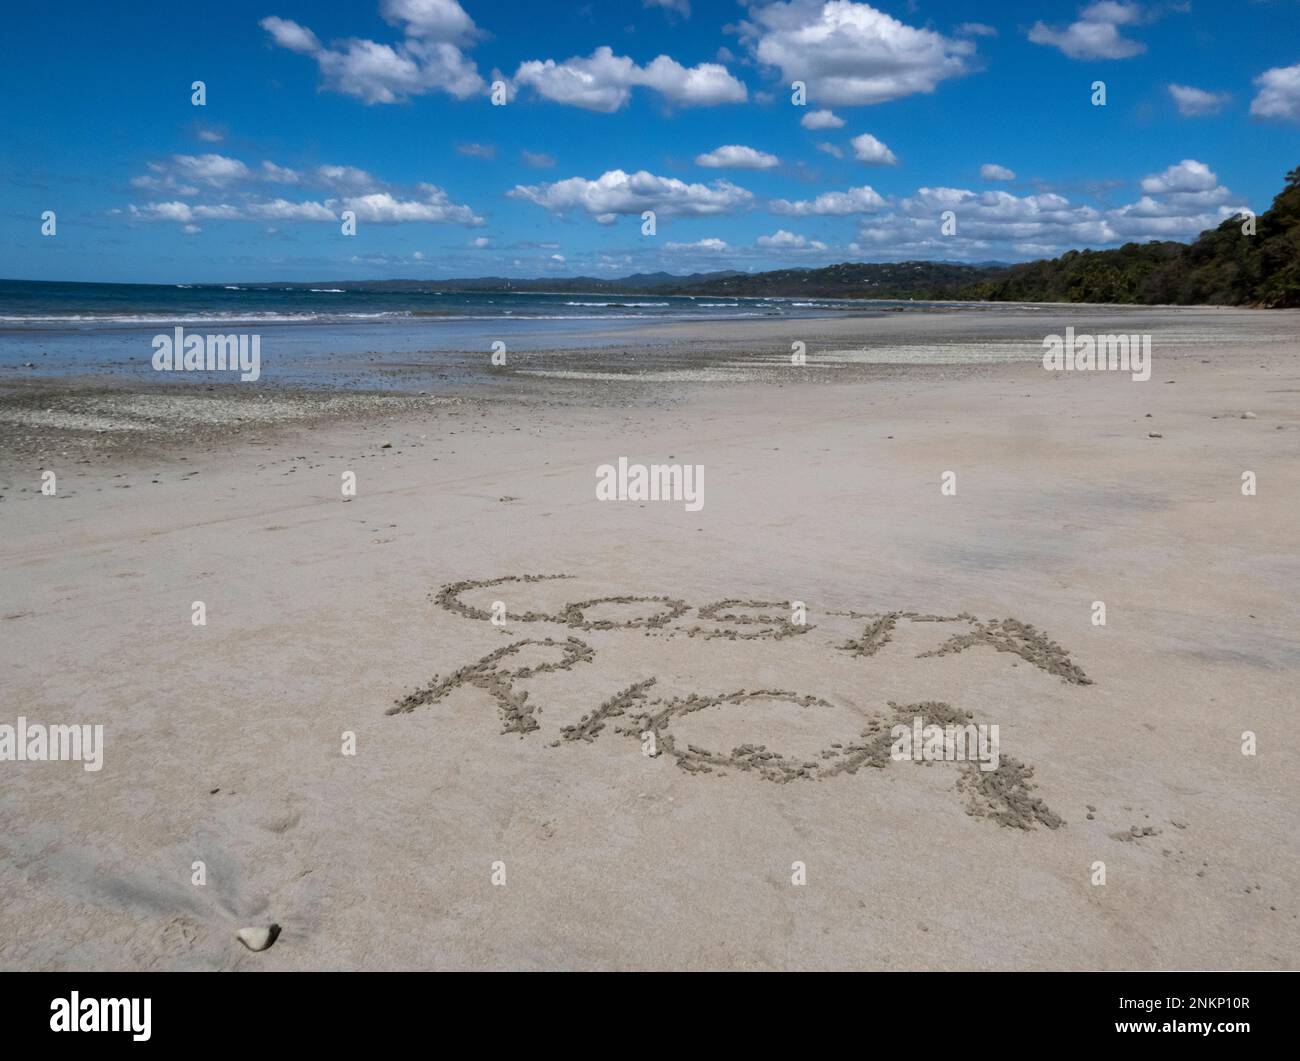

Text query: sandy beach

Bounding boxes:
[1,306,1297,970]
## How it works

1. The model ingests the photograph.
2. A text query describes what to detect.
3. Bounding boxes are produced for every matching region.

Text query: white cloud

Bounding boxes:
[341,186,483,224]
[770,185,886,215]
[260,15,321,54]
[757,229,827,249]
[817,142,843,159]
[380,0,477,42]
[1140,159,1217,194]
[197,129,224,143]
[261,161,301,184]
[129,201,198,223]
[980,163,1016,181]
[665,238,730,252]
[739,1,975,106]
[172,154,250,184]
[129,199,336,223]
[1168,84,1230,117]
[521,150,556,168]
[851,158,1248,258]
[1249,63,1300,122]
[695,144,780,169]
[472,236,490,247]
[800,108,844,129]
[955,23,997,37]
[456,141,496,159]
[1028,2,1147,61]
[125,153,481,227]
[316,164,383,191]
[508,169,754,221]
[511,46,746,111]
[259,5,486,104]
[850,132,897,165]
[244,199,337,221]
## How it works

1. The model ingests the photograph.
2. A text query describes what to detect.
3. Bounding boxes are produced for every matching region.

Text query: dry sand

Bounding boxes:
[1,307,1297,970]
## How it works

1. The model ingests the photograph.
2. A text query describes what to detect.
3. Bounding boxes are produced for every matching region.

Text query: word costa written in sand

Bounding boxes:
[388,576,1093,830]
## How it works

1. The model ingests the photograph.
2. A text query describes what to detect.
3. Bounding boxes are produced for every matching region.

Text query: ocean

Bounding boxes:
[0,278,946,387]
[0,277,919,328]
[0,276,983,390]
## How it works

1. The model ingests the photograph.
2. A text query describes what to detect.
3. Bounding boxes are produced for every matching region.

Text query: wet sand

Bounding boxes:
[1,307,1297,969]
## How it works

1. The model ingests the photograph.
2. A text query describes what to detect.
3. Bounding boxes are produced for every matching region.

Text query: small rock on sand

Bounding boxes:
[237,925,280,952]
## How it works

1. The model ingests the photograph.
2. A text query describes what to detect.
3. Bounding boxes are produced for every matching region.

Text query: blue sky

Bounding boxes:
[3,0,1298,283]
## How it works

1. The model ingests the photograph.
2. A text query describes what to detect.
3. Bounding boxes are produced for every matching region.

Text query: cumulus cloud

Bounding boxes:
[1028,2,1147,61]
[126,153,482,227]
[172,154,251,185]
[757,229,827,249]
[508,169,754,222]
[1249,63,1300,122]
[816,142,843,159]
[770,185,886,215]
[1168,84,1230,117]
[261,161,301,184]
[850,132,897,165]
[739,1,975,106]
[316,164,383,191]
[980,163,1016,181]
[260,15,321,54]
[852,158,1249,259]
[695,144,780,169]
[341,187,482,224]
[1140,159,1217,194]
[380,0,477,42]
[259,4,485,104]
[800,108,844,129]
[955,22,997,37]
[511,46,747,111]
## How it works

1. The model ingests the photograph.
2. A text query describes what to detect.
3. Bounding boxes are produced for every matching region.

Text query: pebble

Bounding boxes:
[237,925,280,952]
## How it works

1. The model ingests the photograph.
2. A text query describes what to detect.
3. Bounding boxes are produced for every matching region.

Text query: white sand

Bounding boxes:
[1,308,1297,970]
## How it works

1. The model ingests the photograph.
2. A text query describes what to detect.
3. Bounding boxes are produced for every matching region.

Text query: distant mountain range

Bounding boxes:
[246,165,1299,308]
